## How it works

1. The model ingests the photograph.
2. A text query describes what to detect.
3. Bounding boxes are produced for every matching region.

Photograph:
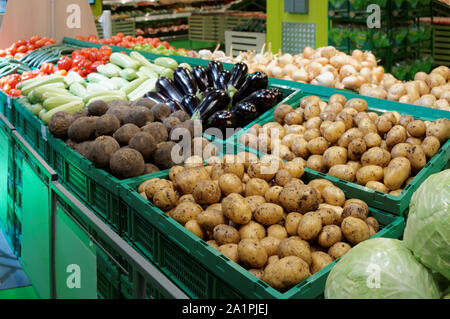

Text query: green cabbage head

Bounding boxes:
[404,169,450,280]
[325,238,440,299]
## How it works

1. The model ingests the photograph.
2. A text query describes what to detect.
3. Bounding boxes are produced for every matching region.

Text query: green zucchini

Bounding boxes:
[69,82,88,98]
[110,52,140,70]
[154,57,178,70]
[97,63,122,78]
[21,75,65,96]
[43,96,82,110]
[128,78,157,101]
[110,77,129,89]
[120,68,138,81]
[120,76,148,95]
[139,66,159,79]
[40,100,85,124]
[83,90,126,104]
[87,72,110,84]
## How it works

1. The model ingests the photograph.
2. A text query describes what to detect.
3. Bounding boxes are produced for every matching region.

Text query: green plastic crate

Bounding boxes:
[233,91,450,217]
[118,143,406,299]
[0,91,16,126]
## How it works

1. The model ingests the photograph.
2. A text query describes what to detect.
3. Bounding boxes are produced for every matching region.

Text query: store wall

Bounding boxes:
[266,0,328,52]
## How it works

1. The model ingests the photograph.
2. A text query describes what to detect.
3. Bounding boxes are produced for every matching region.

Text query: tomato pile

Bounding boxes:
[0,36,56,60]
[75,33,171,50]
[57,46,113,78]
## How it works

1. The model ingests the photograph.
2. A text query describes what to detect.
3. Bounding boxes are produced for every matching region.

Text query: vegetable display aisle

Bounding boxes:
[0,23,449,301]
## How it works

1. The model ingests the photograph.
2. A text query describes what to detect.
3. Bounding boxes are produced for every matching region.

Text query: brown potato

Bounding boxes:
[310,251,334,274]
[327,242,352,259]
[321,186,345,206]
[386,125,407,147]
[218,173,243,196]
[366,181,389,193]
[304,128,321,142]
[383,157,411,190]
[278,237,312,265]
[308,179,334,198]
[407,120,426,138]
[364,133,382,148]
[304,117,322,130]
[254,203,285,226]
[138,179,153,194]
[274,104,294,124]
[260,236,282,256]
[285,212,303,236]
[338,128,364,148]
[284,111,303,125]
[185,220,205,239]
[170,202,203,225]
[399,114,414,128]
[213,224,240,245]
[421,136,440,159]
[153,188,178,211]
[263,256,311,291]
[267,224,288,240]
[210,164,225,181]
[245,178,270,197]
[405,137,422,146]
[328,164,355,182]
[356,165,384,185]
[267,255,280,266]
[318,225,342,248]
[239,221,266,240]
[307,137,328,155]
[346,160,362,174]
[348,138,367,161]
[345,98,368,112]
[238,239,268,268]
[391,143,412,158]
[192,180,221,205]
[375,115,394,134]
[196,209,227,232]
[344,198,369,211]
[222,193,252,225]
[249,269,264,280]
[247,162,276,182]
[342,202,369,220]
[323,146,348,168]
[361,147,391,167]
[279,184,320,213]
[329,94,347,106]
[246,195,267,213]
[145,179,172,199]
[275,169,292,186]
[218,244,240,263]
[341,217,370,245]
[389,189,403,196]
[291,136,310,158]
[207,240,219,250]
[264,186,283,205]
[283,161,305,179]
[306,155,327,173]
[174,167,210,194]
[323,121,346,143]
[297,213,322,241]
[358,118,378,135]
[366,216,380,232]
[406,145,427,172]
[317,207,339,225]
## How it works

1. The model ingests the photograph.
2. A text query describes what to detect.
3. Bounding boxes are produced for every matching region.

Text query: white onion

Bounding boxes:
[292,68,309,82]
[330,55,347,69]
[278,53,294,67]
[270,65,285,78]
[303,46,314,59]
[283,64,298,77]
[342,75,363,90]
[315,71,335,87]
[339,64,357,78]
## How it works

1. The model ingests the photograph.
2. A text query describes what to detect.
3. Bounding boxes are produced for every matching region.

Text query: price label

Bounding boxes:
[41,124,48,141]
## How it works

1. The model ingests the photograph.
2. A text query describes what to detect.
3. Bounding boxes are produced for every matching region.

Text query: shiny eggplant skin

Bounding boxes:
[217,70,231,91]
[238,89,278,113]
[192,65,211,92]
[173,67,198,96]
[207,61,224,89]
[165,99,184,113]
[198,90,230,121]
[230,102,258,127]
[206,110,236,133]
[203,87,217,98]
[144,91,167,104]
[156,77,185,103]
[181,94,201,116]
[270,88,283,104]
[232,72,269,105]
[228,62,248,90]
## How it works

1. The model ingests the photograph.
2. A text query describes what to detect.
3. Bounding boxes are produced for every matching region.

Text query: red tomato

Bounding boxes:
[14,53,25,60]
[69,66,80,73]
[26,44,35,51]
[100,46,112,56]
[35,39,46,48]
[116,32,125,38]
[40,62,54,74]
[0,50,6,57]
[30,36,41,44]
[16,39,26,46]
[54,69,68,76]
[57,56,72,71]
[9,89,21,97]
[2,83,11,93]
[32,69,41,76]
[21,71,34,82]
[6,48,16,56]
[17,45,27,53]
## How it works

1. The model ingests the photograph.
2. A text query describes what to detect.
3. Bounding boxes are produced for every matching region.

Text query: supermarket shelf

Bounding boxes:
[132,12,192,22]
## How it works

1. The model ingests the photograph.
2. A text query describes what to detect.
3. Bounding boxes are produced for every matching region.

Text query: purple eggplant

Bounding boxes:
[165,99,184,113]
[207,110,236,133]
[156,77,184,103]
[217,70,231,91]
[181,94,201,116]
[208,61,224,89]
[228,62,248,91]
[204,87,216,97]
[173,67,198,96]
[144,92,167,104]
[232,72,269,105]
[230,102,258,127]
[192,66,211,92]
[238,89,278,113]
[197,89,230,121]
[270,88,284,104]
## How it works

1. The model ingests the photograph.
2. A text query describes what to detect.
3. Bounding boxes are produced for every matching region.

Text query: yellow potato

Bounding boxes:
[356,165,384,185]
[310,251,334,274]
[285,212,303,236]
[297,213,322,241]
[254,203,285,226]
[218,173,243,196]
[321,186,345,207]
[260,236,282,256]
[213,224,240,245]
[318,225,342,248]
[239,221,266,240]
[421,136,440,159]
[245,178,270,197]
[267,224,288,240]
[341,217,370,245]
[386,125,407,147]
[196,209,227,232]
[263,256,311,291]
[323,146,348,168]
[406,145,427,172]
[222,193,252,225]
[278,237,312,265]
[327,242,352,260]
[192,180,221,205]
[185,220,205,239]
[383,157,411,190]
[218,244,240,263]
[238,239,268,268]
[306,155,327,173]
[328,164,355,182]
[246,195,267,213]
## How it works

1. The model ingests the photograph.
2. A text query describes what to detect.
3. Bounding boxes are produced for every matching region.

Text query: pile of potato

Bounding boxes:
[360,66,450,111]
[138,153,381,292]
[240,95,450,195]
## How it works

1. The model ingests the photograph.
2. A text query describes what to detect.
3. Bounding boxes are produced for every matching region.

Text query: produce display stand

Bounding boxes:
[118,142,406,299]
[225,31,266,58]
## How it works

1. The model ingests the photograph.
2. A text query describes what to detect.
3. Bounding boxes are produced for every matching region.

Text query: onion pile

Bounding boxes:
[360,66,450,111]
